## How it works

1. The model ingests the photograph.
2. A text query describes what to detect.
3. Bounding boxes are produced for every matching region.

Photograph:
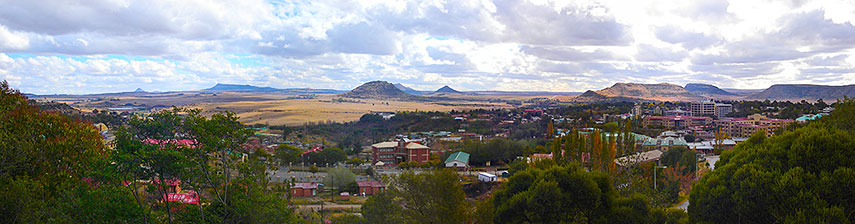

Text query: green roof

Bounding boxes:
[444,151,470,164]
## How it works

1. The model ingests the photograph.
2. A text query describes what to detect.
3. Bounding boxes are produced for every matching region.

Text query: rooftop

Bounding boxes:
[444,151,470,164]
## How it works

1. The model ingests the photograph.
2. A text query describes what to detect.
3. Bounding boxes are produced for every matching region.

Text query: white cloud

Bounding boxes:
[1,0,855,93]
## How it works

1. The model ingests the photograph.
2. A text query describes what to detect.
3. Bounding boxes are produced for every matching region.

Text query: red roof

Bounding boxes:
[300,146,323,156]
[164,191,199,204]
[357,181,384,188]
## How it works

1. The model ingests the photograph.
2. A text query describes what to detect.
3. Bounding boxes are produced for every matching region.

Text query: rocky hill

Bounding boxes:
[685,83,736,96]
[341,81,418,100]
[577,83,703,102]
[571,90,647,102]
[747,84,855,101]
[435,85,463,94]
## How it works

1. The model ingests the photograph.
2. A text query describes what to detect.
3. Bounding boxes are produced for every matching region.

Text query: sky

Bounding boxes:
[2,0,855,94]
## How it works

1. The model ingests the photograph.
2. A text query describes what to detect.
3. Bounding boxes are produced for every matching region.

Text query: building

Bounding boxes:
[642,137,688,151]
[371,140,430,166]
[665,109,691,116]
[714,103,732,118]
[642,116,713,129]
[291,182,320,197]
[691,100,732,117]
[357,181,385,196]
[444,151,470,170]
[687,139,737,154]
[478,172,497,182]
[632,104,643,117]
[716,114,793,138]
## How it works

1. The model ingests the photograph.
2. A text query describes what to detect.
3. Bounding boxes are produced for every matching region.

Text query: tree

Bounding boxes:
[377,169,468,224]
[361,191,403,223]
[690,98,855,223]
[325,167,357,193]
[492,163,682,223]
[274,144,302,165]
[0,81,143,223]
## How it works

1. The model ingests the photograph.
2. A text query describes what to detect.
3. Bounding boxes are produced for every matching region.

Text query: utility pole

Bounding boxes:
[654,165,668,190]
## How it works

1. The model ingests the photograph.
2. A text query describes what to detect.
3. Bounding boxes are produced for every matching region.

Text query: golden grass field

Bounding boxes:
[37,91,565,126]
[191,95,518,126]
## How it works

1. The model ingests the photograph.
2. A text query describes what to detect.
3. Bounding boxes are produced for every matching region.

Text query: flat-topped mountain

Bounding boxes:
[580,82,703,102]
[435,85,463,94]
[685,83,736,96]
[747,84,855,101]
[206,84,281,92]
[341,81,415,99]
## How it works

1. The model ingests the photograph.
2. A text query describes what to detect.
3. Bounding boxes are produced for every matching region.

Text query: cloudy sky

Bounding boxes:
[2,0,855,94]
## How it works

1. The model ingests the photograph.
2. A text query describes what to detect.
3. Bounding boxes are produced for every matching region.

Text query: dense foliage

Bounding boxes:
[0,81,145,223]
[690,97,855,223]
[492,163,687,223]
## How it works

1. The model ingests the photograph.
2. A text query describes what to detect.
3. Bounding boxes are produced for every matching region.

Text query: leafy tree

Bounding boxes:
[372,169,468,224]
[492,163,681,223]
[361,191,403,223]
[325,167,357,193]
[0,81,143,223]
[274,144,302,165]
[305,147,347,166]
[690,98,855,223]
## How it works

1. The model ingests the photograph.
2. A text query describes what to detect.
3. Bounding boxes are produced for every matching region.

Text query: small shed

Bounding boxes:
[478,172,497,182]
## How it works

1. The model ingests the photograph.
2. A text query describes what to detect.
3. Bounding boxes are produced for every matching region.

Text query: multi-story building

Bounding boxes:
[642,115,714,129]
[632,104,643,117]
[716,114,793,138]
[371,140,430,166]
[690,100,732,118]
[714,103,732,118]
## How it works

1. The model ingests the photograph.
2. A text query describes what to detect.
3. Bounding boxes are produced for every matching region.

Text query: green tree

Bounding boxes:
[383,169,468,224]
[274,144,302,165]
[325,167,357,193]
[361,191,403,223]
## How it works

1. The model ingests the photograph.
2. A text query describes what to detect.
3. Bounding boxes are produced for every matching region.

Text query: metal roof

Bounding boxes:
[444,151,470,164]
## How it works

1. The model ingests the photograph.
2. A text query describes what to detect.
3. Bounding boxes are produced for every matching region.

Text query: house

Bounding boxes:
[371,140,430,166]
[357,181,385,196]
[292,182,320,197]
[478,172,497,182]
[444,152,470,170]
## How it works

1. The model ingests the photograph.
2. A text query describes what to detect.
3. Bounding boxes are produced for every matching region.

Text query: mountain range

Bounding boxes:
[30,81,855,103]
[204,83,345,94]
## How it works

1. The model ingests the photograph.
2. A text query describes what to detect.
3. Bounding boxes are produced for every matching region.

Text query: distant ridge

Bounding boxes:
[134,88,145,92]
[204,83,345,94]
[685,83,735,96]
[747,84,855,101]
[435,85,463,94]
[341,81,417,100]
[205,84,280,92]
[394,83,428,95]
